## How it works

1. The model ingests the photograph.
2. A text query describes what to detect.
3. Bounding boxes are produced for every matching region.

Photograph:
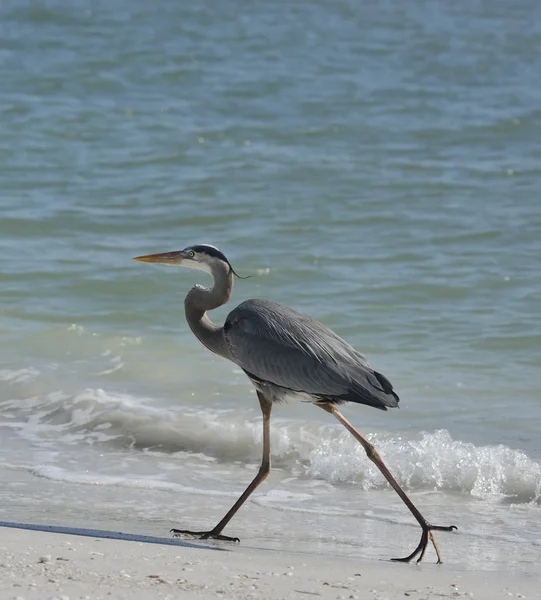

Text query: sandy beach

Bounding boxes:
[0,524,537,600]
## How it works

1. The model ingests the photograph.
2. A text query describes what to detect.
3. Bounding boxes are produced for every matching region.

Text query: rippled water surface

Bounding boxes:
[1,0,540,572]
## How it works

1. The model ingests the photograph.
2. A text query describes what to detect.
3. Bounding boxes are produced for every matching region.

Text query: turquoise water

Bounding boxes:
[1,0,540,571]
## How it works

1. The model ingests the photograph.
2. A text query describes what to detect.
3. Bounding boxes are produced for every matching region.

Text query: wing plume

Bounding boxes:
[224,299,399,411]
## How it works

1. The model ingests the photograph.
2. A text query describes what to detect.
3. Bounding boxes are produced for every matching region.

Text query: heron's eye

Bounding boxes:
[188,250,196,258]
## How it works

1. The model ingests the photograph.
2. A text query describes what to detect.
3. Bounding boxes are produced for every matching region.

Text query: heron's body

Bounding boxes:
[134,243,456,564]
[225,298,399,410]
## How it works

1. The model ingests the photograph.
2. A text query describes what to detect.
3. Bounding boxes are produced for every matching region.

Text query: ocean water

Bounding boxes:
[1,0,540,572]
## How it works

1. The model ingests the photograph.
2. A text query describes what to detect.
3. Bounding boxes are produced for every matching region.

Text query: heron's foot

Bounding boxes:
[391,523,457,564]
[170,528,240,543]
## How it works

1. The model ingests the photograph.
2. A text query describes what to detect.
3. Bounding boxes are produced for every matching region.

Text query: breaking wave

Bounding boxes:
[1,387,540,504]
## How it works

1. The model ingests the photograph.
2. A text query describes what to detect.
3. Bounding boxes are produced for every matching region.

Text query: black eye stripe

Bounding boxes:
[183,244,249,279]
[188,245,229,263]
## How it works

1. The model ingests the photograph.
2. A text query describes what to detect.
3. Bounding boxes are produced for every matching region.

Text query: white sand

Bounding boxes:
[0,525,537,600]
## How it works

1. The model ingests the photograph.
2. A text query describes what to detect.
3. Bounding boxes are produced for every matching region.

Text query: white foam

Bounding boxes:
[0,368,40,383]
[306,429,541,503]
[2,386,540,504]
[3,463,239,498]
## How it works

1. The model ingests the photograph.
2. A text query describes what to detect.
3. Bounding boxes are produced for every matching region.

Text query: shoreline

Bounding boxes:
[0,522,537,600]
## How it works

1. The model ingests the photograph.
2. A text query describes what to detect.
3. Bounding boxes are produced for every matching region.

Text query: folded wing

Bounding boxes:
[224,298,399,411]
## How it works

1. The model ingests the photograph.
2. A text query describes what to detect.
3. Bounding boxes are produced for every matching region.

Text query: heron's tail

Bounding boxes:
[337,369,400,411]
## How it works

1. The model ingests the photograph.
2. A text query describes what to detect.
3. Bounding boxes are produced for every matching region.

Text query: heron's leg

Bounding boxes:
[318,403,456,564]
[171,392,272,542]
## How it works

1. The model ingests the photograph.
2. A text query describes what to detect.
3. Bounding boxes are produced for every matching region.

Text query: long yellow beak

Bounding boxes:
[132,250,185,265]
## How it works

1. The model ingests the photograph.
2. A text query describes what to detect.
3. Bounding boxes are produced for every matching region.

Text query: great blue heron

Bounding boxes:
[133,244,456,563]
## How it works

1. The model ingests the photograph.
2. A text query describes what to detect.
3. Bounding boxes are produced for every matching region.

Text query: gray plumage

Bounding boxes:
[133,243,456,564]
[224,298,399,410]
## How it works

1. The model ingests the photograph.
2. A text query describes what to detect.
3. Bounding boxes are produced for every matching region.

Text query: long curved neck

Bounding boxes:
[184,261,233,360]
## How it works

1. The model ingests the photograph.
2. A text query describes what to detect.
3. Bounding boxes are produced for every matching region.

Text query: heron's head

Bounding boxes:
[133,244,244,277]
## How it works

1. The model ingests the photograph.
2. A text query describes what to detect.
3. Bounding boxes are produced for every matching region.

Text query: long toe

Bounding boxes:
[391,529,428,564]
[391,524,457,564]
[170,528,240,543]
[431,524,458,532]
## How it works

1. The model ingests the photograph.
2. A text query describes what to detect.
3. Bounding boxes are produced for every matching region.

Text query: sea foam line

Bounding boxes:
[2,387,540,504]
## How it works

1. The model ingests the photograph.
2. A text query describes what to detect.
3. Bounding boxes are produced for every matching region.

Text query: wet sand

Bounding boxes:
[0,523,537,600]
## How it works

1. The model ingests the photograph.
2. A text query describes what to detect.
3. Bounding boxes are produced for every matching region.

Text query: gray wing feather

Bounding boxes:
[224,299,399,410]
